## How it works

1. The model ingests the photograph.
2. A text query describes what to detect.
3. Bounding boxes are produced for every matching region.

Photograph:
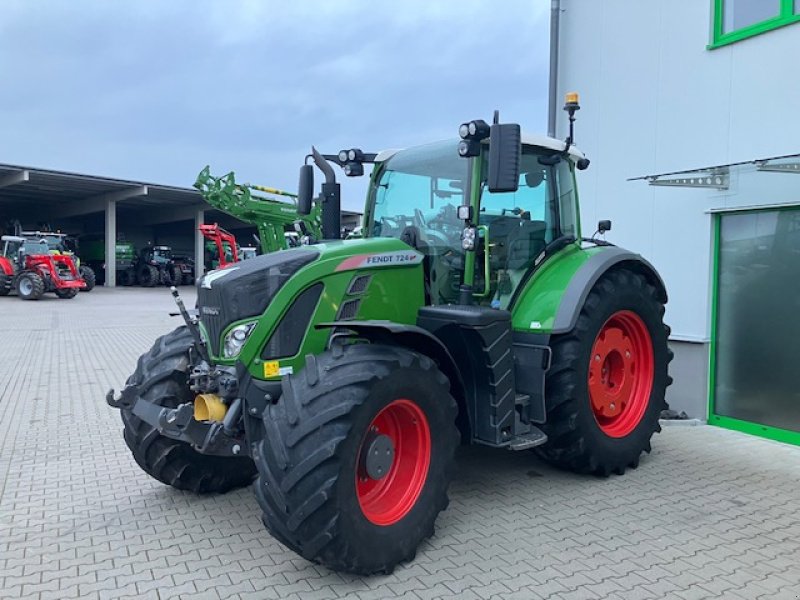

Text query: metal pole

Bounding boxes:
[547,0,561,138]
[104,199,116,287]
[194,209,205,277]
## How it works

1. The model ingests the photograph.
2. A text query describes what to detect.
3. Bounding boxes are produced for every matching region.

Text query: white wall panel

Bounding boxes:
[557,0,800,340]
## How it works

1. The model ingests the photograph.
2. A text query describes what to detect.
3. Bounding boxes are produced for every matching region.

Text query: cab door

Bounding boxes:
[477,150,578,308]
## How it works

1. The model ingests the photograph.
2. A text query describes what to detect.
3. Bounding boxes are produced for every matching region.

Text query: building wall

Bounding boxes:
[557,0,800,416]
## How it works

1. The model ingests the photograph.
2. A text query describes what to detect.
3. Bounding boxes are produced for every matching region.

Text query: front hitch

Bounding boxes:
[106,385,247,457]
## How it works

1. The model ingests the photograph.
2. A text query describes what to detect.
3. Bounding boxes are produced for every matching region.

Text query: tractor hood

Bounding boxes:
[196,237,424,359]
[197,247,320,355]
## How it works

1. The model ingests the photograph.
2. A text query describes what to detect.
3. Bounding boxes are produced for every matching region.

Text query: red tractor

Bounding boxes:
[0,236,86,300]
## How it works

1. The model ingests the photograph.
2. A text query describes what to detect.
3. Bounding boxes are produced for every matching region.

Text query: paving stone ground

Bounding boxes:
[1,287,800,600]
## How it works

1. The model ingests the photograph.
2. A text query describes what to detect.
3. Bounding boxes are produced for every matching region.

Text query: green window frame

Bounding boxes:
[710,0,800,49]
[708,208,800,447]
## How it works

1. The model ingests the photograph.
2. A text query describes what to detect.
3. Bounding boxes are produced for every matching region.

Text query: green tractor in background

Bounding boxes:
[108,97,671,575]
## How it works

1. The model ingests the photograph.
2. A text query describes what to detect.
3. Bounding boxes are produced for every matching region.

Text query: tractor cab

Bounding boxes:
[362,137,583,308]
[141,245,173,265]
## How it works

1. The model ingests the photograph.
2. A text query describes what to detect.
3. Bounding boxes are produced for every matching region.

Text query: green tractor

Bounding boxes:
[108,99,671,575]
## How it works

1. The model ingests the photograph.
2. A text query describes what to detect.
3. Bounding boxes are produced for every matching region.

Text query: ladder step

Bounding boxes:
[507,427,548,451]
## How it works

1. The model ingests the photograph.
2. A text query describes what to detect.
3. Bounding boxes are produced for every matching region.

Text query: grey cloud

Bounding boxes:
[0,0,550,210]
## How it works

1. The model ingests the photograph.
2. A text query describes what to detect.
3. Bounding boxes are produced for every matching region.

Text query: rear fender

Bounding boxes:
[551,247,667,334]
[511,244,667,335]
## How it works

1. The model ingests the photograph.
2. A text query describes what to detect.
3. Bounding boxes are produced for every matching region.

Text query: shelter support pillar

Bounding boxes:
[104,199,117,287]
[194,209,205,280]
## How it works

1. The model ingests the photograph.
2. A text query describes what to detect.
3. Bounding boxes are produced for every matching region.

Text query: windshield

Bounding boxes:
[369,140,466,244]
[22,241,50,255]
[367,140,467,304]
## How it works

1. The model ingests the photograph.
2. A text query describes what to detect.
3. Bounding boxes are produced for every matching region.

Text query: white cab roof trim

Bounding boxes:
[374,133,585,163]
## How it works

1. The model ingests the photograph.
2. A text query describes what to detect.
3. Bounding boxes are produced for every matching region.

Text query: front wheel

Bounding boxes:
[121,326,257,492]
[79,265,96,291]
[55,288,79,299]
[137,264,158,287]
[254,344,459,575]
[537,268,672,476]
[17,272,44,300]
[168,265,183,286]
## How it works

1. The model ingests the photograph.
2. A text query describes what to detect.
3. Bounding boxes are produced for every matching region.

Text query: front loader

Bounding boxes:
[194,168,322,254]
[108,96,671,575]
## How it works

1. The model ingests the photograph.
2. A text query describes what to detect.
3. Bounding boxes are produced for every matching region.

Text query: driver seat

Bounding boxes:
[506,220,547,271]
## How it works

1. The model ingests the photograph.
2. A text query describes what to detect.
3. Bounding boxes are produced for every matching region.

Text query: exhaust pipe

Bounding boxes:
[311,146,341,240]
[194,393,227,422]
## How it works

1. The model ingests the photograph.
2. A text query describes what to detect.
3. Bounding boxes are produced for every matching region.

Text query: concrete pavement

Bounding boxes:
[1,287,799,599]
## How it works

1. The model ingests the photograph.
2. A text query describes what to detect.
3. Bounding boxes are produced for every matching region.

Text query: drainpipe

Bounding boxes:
[547,0,561,138]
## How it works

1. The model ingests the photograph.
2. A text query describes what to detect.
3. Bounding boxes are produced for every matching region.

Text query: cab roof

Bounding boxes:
[374,132,585,163]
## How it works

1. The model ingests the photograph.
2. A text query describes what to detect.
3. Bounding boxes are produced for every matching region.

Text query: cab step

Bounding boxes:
[507,427,548,451]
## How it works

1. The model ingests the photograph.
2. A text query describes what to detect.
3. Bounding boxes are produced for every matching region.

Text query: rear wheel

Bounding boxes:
[0,274,10,296]
[17,272,44,300]
[121,326,257,492]
[55,288,79,299]
[79,265,96,291]
[119,268,136,286]
[254,344,459,575]
[537,269,671,476]
[137,264,158,287]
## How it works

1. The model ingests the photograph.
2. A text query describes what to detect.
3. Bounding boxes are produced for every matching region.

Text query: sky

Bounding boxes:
[0,1,551,211]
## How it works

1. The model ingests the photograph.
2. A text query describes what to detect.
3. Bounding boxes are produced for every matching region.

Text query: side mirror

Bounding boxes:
[487,123,521,193]
[297,164,314,216]
[598,219,612,234]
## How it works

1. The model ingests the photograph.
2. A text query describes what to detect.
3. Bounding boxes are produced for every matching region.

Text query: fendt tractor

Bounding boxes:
[108,96,671,575]
[0,236,86,299]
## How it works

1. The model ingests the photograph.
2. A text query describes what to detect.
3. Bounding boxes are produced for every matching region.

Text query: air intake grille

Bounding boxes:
[261,284,323,360]
[337,298,361,320]
[347,274,371,295]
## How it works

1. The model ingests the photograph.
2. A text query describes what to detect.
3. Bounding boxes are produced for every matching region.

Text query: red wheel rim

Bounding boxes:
[588,310,654,438]
[356,399,431,526]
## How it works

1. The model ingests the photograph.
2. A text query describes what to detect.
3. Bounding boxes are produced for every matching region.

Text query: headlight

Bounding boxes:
[222,321,257,358]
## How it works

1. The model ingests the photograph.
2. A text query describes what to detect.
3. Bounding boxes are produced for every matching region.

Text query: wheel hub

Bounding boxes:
[362,431,395,481]
[356,398,431,526]
[588,310,655,438]
[589,327,635,418]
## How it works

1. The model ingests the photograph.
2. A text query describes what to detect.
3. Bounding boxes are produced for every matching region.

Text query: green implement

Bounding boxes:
[194,167,321,254]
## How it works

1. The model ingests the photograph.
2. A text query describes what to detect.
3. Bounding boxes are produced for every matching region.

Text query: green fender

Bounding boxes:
[511,242,667,335]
